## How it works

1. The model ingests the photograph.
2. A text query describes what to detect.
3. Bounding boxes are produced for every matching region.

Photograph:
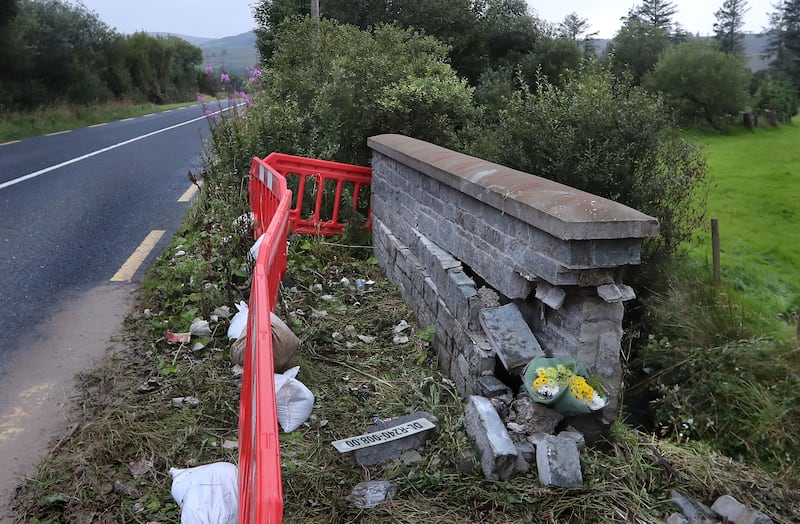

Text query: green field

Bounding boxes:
[685,122,800,326]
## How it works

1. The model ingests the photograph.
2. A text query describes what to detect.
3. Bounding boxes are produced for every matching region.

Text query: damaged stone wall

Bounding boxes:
[367,134,659,425]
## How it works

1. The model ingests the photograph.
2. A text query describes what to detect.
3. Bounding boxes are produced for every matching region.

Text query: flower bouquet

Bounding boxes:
[523,357,607,416]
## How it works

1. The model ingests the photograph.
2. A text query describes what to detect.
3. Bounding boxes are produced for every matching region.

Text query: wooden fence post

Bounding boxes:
[711,218,720,284]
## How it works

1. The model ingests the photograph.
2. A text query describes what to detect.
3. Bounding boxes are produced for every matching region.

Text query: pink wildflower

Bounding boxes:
[205,66,213,74]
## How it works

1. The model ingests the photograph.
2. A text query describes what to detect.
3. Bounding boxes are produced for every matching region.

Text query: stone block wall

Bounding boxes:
[367,134,659,424]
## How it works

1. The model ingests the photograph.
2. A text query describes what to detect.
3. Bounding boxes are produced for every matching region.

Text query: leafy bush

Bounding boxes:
[754,73,800,121]
[468,65,708,264]
[644,40,751,129]
[250,18,476,166]
[207,18,477,187]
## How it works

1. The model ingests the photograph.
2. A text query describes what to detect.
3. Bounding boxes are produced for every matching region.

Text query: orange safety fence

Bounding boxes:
[263,152,373,237]
[238,157,291,523]
[238,153,372,523]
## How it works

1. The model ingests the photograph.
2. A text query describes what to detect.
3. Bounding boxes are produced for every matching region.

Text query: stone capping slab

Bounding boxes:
[368,134,660,241]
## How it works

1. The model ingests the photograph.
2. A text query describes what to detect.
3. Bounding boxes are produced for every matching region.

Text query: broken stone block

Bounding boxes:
[535,435,583,488]
[557,430,586,451]
[508,394,563,434]
[596,283,636,303]
[479,304,544,375]
[346,481,397,509]
[535,281,566,310]
[464,396,517,481]
[711,495,774,524]
[669,490,716,524]
[352,411,438,466]
[478,375,512,398]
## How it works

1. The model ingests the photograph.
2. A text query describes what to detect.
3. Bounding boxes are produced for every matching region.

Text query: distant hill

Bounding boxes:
[196,32,259,75]
[150,31,260,75]
[164,29,772,79]
[150,32,216,47]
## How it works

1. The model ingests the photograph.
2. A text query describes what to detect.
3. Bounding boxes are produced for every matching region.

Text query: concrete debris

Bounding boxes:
[346,481,397,509]
[669,490,717,524]
[310,308,328,318]
[535,434,583,488]
[212,305,231,318]
[393,319,411,333]
[464,395,517,481]
[535,281,567,310]
[477,286,501,307]
[596,283,636,303]
[508,394,563,435]
[711,495,774,524]
[171,396,201,407]
[189,318,212,337]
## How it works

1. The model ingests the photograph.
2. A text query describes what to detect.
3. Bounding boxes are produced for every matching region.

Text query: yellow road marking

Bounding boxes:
[178,181,203,202]
[111,230,165,282]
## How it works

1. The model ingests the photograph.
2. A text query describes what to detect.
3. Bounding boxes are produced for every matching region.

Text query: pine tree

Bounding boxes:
[765,0,800,92]
[635,0,678,31]
[714,0,749,57]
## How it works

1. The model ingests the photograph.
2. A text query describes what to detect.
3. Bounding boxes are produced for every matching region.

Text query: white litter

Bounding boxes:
[170,462,238,524]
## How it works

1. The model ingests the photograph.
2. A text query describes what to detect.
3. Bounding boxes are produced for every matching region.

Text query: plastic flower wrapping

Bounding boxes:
[524,357,607,415]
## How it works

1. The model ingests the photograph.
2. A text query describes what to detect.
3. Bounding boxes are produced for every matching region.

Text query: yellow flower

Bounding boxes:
[569,375,596,401]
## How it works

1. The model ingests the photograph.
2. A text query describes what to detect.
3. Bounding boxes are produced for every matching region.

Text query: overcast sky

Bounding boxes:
[75,0,775,40]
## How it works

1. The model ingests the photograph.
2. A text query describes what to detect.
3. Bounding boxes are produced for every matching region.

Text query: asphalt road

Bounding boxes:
[0,104,217,377]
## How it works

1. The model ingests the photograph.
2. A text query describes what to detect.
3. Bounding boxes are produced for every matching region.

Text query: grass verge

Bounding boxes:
[0,100,198,142]
[10,185,800,522]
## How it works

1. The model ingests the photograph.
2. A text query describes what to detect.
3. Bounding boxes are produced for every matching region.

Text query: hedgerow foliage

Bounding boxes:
[247,18,476,167]
[467,66,708,264]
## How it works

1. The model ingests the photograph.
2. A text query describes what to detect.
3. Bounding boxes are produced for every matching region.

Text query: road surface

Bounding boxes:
[0,104,219,516]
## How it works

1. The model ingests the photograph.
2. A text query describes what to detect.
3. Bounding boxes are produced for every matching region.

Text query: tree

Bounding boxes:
[714,0,749,57]
[606,17,671,84]
[558,12,590,40]
[633,0,678,31]
[764,0,800,92]
[558,11,598,54]
[645,39,750,128]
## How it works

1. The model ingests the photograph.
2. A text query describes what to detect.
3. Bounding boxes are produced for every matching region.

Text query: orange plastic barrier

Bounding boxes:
[263,152,372,237]
[239,153,371,523]
[239,158,291,523]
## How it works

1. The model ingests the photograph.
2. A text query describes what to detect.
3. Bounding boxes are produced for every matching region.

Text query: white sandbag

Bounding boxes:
[274,366,314,433]
[170,462,238,524]
[227,301,249,340]
[248,233,266,262]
